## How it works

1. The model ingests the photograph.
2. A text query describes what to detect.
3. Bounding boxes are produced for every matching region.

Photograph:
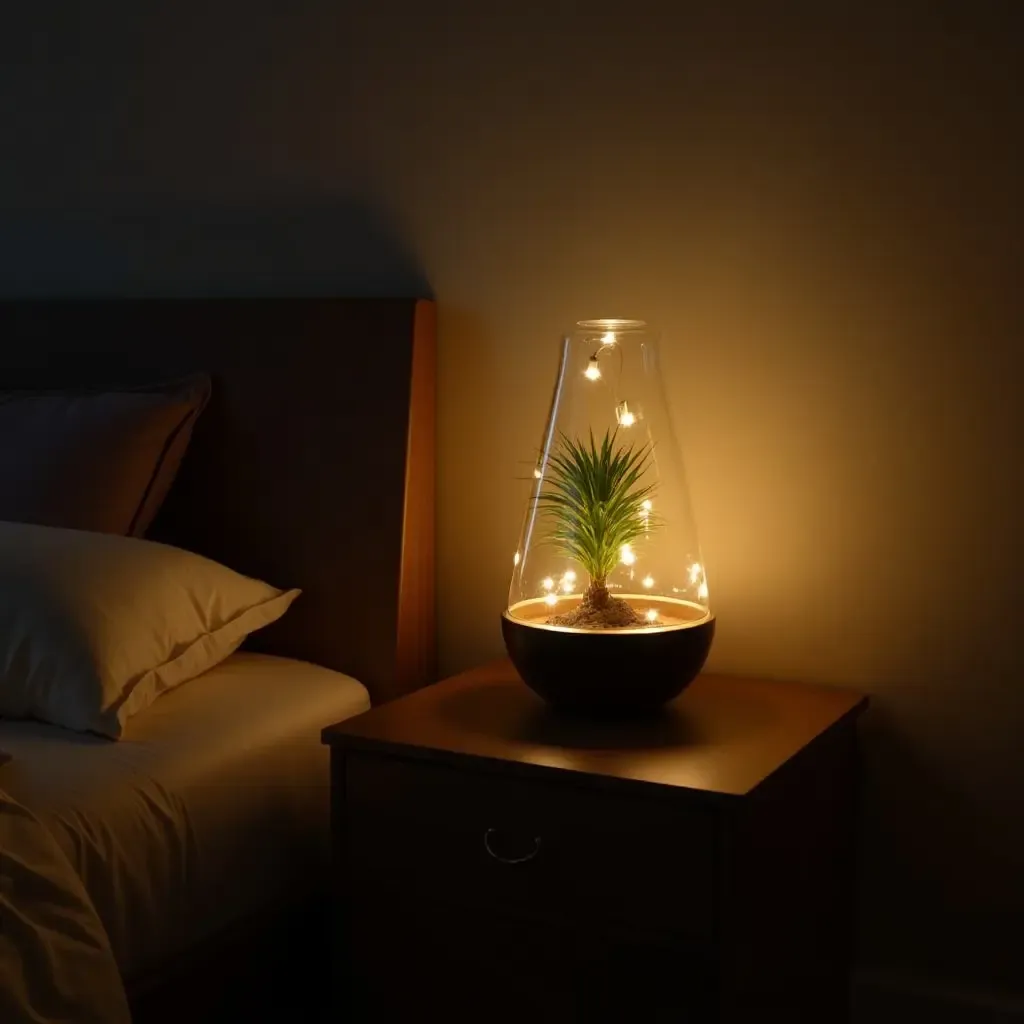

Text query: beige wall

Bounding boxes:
[351,7,1024,991]
[2,0,1021,998]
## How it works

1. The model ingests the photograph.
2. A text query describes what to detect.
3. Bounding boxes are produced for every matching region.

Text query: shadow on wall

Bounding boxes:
[0,200,430,299]
[857,701,1024,993]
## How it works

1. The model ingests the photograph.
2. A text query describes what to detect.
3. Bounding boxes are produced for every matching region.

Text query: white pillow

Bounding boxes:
[0,520,299,738]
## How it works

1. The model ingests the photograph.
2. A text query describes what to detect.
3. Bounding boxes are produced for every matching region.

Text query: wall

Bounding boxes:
[2,1,1021,1008]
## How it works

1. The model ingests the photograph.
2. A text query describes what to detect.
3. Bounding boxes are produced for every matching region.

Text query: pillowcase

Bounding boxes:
[0,520,300,739]
[0,374,211,537]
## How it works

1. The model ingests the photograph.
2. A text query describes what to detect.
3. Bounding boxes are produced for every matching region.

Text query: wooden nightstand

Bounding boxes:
[322,659,868,1023]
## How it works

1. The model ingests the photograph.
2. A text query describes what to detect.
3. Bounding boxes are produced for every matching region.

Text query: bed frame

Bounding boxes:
[0,296,436,1020]
[0,296,435,703]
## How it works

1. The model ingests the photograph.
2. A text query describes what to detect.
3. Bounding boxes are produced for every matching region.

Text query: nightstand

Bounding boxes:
[322,659,868,1023]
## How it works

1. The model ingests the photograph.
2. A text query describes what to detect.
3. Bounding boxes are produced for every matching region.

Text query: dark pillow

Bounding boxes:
[0,374,210,537]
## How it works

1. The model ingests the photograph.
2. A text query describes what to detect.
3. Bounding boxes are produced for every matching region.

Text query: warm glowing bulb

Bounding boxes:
[541,577,554,591]
[616,401,636,428]
[561,578,574,593]
[563,570,576,583]
[641,499,653,512]
[646,608,659,623]
[642,575,655,588]
[620,544,636,566]
[513,551,520,566]
[698,581,709,600]
[601,331,616,345]
[689,562,702,584]
[584,357,601,381]
[544,593,559,607]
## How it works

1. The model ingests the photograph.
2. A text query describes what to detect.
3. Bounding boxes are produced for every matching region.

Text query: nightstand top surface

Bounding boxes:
[323,658,868,798]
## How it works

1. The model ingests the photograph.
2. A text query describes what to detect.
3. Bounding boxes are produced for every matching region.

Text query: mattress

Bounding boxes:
[0,652,369,983]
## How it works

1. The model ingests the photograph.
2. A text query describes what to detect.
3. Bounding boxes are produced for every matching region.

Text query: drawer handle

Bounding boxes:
[483,827,542,865]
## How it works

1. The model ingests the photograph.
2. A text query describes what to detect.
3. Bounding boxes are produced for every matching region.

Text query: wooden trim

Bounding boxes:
[392,298,436,701]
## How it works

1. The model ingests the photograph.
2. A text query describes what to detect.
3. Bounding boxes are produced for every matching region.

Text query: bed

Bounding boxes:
[0,297,435,1022]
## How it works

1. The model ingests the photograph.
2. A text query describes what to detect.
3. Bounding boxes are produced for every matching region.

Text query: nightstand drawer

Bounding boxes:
[344,751,716,941]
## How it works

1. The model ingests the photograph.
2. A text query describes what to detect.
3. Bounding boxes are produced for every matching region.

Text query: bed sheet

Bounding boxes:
[0,651,369,983]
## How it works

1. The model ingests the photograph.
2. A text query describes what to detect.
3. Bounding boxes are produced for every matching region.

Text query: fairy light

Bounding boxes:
[642,575,655,589]
[560,569,576,594]
[620,544,636,566]
[541,577,554,591]
[513,551,520,566]
[688,561,709,599]
[645,608,659,623]
[639,498,652,529]
[544,593,559,607]
[563,570,576,583]
[584,356,601,381]
[616,401,636,428]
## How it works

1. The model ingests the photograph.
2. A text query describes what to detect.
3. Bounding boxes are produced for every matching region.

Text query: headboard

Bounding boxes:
[0,297,435,705]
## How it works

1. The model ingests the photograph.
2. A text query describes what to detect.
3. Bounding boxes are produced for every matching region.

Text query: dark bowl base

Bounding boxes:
[501,613,715,716]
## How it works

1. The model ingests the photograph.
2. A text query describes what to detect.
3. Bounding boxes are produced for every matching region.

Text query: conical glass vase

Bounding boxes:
[502,319,714,715]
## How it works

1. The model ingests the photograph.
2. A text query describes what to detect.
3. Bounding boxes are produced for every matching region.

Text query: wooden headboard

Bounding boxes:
[0,297,435,704]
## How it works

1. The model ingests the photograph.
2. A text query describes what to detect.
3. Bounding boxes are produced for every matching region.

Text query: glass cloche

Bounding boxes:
[501,319,714,714]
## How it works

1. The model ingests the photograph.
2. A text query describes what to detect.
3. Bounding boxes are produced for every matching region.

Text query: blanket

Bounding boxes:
[0,785,130,1024]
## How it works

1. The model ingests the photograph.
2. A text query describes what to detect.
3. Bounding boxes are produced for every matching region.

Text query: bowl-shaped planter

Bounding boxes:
[503,595,714,716]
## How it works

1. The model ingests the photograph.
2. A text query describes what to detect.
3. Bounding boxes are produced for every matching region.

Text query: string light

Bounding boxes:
[584,356,601,381]
[645,608,659,623]
[639,499,651,528]
[642,575,655,588]
[688,561,709,600]
[620,544,636,566]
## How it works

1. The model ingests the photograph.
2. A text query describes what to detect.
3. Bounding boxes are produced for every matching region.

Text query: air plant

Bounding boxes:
[536,428,657,627]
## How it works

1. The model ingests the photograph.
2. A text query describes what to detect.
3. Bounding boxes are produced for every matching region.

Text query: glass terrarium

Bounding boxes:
[501,319,714,714]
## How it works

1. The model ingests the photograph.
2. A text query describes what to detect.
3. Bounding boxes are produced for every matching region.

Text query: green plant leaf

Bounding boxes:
[534,427,658,586]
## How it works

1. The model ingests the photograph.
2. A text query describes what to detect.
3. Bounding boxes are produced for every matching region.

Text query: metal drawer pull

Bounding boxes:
[483,827,542,864]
